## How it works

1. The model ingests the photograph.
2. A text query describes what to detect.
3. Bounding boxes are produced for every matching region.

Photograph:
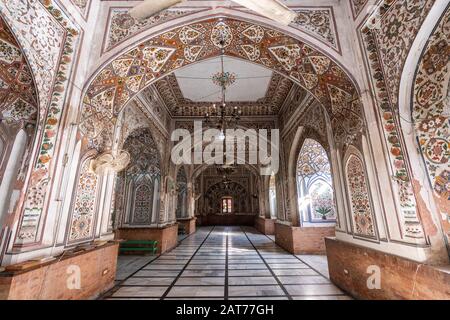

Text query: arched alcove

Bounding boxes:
[296,138,336,224]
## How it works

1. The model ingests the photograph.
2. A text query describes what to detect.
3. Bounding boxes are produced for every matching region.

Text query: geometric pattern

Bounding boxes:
[132,182,154,225]
[81,18,362,151]
[152,72,294,117]
[103,7,201,53]
[361,0,435,240]
[0,16,38,123]
[117,127,161,226]
[346,154,376,238]
[68,158,99,243]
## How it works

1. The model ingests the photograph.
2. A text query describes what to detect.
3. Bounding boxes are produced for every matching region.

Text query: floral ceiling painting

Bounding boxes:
[0,16,38,124]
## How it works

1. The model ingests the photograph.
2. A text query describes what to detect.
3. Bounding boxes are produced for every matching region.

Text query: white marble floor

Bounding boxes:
[104,226,352,300]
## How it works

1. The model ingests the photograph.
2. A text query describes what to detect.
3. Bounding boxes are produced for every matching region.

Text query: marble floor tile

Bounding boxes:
[228,285,285,297]
[104,226,353,301]
[166,286,224,298]
[112,286,168,298]
[122,277,175,286]
[176,277,225,286]
[228,269,272,277]
[278,276,331,285]
[135,270,180,277]
[228,277,278,285]
[285,284,344,296]
[273,269,319,276]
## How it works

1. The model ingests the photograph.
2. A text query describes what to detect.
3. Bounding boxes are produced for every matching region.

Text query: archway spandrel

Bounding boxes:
[81,18,362,150]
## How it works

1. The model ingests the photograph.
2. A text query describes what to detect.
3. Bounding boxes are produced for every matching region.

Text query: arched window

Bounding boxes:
[269,174,277,219]
[296,139,336,223]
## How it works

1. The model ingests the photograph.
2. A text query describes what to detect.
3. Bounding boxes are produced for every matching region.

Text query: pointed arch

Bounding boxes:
[296,138,336,223]
[343,147,378,239]
[80,17,363,151]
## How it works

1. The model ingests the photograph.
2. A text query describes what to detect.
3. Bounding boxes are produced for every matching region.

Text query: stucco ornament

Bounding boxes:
[89,150,131,174]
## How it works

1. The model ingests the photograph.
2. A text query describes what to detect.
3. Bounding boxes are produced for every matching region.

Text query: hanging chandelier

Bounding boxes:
[204,53,242,136]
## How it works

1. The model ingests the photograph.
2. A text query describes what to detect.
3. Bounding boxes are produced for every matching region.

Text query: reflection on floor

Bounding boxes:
[104,226,352,300]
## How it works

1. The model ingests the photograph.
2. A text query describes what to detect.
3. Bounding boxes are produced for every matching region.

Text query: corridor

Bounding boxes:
[104,227,351,300]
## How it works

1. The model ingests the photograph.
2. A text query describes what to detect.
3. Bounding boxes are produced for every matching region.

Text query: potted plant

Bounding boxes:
[316,207,332,220]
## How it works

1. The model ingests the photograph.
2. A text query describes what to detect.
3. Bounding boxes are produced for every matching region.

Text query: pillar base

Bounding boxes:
[255,217,276,235]
[116,224,179,254]
[275,222,335,254]
[177,217,197,235]
[325,237,450,300]
[0,242,119,300]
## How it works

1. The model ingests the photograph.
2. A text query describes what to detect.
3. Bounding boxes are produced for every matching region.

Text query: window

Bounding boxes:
[296,139,336,222]
[221,197,233,214]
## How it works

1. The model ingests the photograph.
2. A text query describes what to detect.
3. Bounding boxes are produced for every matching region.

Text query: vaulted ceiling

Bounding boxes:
[145,57,298,117]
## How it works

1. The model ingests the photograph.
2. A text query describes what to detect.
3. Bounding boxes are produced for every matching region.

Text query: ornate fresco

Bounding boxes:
[350,0,369,18]
[413,7,449,199]
[152,72,294,117]
[0,0,81,245]
[70,0,91,18]
[68,157,99,243]
[116,127,161,226]
[103,6,340,54]
[81,18,362,151]
[0,0,65,118]
[0,16,38,124]
[103,7,203,53]
[291,7,340,53]
[361,0,435,240]
[346,154,376,238]
[413,7,449,242]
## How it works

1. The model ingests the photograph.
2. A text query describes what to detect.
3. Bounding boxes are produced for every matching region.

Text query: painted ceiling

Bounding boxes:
[149,59,294,117]
[173,56,273,103]
[81,17,362,149]
[0,16,38,124]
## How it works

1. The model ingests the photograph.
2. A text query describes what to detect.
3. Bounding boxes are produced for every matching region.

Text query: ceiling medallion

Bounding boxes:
[212,71,237,88]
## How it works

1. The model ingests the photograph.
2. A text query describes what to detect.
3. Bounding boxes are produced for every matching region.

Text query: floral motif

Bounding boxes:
[82,18,362,151]
[68,159,99,242]
[103,7,199,53]
[350,0,370,19]
[0,16,38,123]
[346,154,376,238]
[4,0,81,244]
[361,0,435,239]
[292,8,340,52]
[212,71,236,88]
[413,7,450,244]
